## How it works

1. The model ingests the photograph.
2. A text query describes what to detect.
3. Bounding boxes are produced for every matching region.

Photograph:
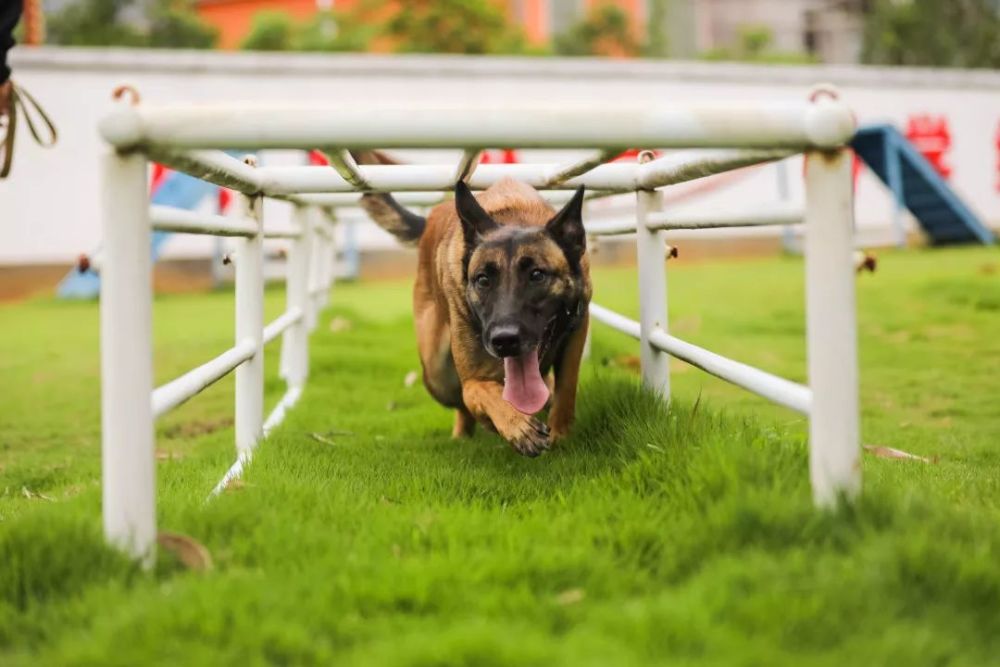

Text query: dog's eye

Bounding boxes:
[474,274,490,290]
[529,269,546,283]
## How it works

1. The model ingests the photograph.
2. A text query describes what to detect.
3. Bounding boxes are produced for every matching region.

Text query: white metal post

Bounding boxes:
[804,147,860,507]
[100,150,156,566]
[636,153,670,399]
[234,158,264,457]
[282,205,311,388]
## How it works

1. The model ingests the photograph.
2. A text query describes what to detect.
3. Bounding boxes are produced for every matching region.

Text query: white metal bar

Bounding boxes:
[99,100,856,151]
[804,148,860,507]
[234,168,265,458]
[257,163,638,195]
[454,149,482,182]
[150,205,258,237]
[282,206,312,386]
[589,304,811,415]
[151,340,256,419]
[543,148,620,187]
[208,385,303,497]
[636,157,670,400]
[324,149,370,189]
[100,150,156,566]
[144,147,262,195]
[644,204,803,230]
[263,308,303,346]
[585,219,639,236]
[292,192,445,208]
[589,302,641,338]
[263,227,303,239]
[647,329,811,415]
[637,149,792,189]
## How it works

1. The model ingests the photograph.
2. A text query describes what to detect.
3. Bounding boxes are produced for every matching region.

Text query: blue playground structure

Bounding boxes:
[851,124,995,246]
[56,171,219,299]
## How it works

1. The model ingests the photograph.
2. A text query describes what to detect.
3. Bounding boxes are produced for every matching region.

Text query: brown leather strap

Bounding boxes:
[0,82,58,179]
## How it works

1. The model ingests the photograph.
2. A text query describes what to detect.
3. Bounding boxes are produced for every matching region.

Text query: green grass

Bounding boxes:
[1,246,999,665]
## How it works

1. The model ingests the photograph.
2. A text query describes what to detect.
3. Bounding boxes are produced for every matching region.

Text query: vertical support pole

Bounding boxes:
[776,159,797,253]
[635,150,670,400]
[805,148,860,508]
[100,150,156,566]
[282,205,311,388]
[234,156,264,457]
[884,132,907,248]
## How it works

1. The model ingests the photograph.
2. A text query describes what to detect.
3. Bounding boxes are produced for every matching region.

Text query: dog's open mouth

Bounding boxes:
[502,348,549,415]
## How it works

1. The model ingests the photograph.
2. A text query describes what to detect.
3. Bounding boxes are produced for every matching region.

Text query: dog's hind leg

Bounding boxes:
[452,407,476,438]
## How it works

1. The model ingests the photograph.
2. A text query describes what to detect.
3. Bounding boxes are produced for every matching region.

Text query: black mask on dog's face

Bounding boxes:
[456,182,587,360]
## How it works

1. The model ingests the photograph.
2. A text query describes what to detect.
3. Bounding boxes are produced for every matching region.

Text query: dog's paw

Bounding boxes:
[506,414,550,458]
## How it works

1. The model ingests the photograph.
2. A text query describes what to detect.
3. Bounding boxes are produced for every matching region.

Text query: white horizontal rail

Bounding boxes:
[585,203,804,236]
[151,339,256,419]
[255,150,787,195]
[100,99,855,151]
[262,308,303,346]
[637,149,792,189]
[150,205,258,237]
[590,304,811,415]
[647,328,812,415]
[590,303,641,338]
[324,149,371,189]
[146,147,262,195]
[645,204,803,230]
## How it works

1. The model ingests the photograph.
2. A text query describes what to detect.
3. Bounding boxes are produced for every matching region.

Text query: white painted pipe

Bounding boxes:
[234,183,265,458]
[636,174,670,401]
[645,204,803,230]
[647,328,812,415]
[150,205,258,237]
[151,339,256,419]
[637,149,792,189]
[590,304,811,415]
[99,99,855,151]
[262,307,303,346]
[589,302,641,338]
[281,206,311,386]
[146,147,262,195]
[804,148,860,507]
[100,150,156,567]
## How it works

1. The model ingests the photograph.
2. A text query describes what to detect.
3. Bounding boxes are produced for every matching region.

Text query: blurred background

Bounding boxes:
[1,0,998,298]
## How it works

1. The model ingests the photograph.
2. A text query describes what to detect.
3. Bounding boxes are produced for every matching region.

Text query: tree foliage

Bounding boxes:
[379,0,525,55]
[554,3,639,57]
[47,0,217,49]
[862,0,1000,68]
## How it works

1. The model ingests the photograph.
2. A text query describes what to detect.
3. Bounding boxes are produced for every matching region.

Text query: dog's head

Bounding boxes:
[456,181,587,362]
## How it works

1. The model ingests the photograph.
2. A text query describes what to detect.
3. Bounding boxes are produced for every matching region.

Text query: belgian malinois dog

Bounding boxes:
[360,173,592,456]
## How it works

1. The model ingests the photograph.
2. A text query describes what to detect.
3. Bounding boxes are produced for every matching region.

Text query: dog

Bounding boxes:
[358,164,592,457]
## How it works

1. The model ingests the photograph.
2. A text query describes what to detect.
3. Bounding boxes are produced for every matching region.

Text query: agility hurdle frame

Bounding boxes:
[99,90,859,564]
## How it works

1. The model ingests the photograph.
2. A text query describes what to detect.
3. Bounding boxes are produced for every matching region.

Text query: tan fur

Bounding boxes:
[414,178,592,455]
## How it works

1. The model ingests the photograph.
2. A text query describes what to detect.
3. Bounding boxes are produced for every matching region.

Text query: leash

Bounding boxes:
[1,81,58,179]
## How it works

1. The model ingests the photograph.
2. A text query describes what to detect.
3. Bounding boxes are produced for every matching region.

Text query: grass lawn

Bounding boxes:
[1,246,999,665]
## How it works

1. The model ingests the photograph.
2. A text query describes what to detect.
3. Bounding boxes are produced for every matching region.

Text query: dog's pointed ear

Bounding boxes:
[546,186,586,263]
[455,181,498,245]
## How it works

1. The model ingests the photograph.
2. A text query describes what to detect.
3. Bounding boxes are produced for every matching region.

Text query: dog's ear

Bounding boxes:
[455,181,498,246]
[546,186,586,264]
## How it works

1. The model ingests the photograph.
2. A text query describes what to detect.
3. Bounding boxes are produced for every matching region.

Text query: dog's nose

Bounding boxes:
[489,325,522,357]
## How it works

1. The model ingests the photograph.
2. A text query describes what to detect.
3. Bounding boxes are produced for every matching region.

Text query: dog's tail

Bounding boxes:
[349,150,426,246]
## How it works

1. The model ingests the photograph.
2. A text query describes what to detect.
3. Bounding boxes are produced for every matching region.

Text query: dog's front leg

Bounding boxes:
[548,314,589,443]
[462,380,550,457]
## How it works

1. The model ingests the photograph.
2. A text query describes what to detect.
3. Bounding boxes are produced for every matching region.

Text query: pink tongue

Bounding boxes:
[502,348,549,414]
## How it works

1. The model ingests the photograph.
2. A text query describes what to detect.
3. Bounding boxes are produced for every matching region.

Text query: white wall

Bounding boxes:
[1,47,998,265]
